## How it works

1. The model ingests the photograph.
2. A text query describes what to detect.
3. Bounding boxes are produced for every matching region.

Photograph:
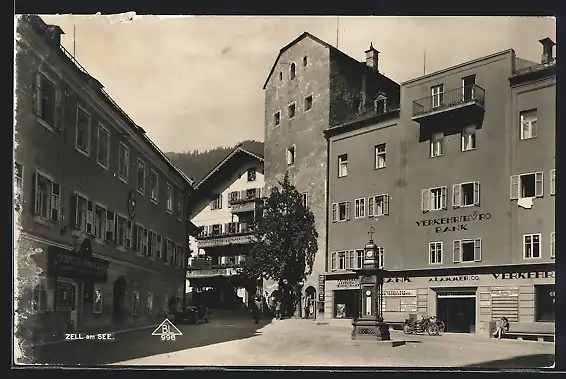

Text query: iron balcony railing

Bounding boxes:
[412,84,485,118]
[228,188,263,204]
[198,222,253,239]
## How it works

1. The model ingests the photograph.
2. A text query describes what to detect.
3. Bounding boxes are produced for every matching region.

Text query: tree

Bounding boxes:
[240,172,318,316]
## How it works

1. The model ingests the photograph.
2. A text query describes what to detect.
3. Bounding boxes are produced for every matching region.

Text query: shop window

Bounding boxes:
[334,290,357,318]
[133,291,140,316]
[93,284,103,314]
[535,284,554,322]
[55,280,73,311]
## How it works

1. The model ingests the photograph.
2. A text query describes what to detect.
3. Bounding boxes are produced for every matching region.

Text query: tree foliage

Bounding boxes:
[241,172,318,312]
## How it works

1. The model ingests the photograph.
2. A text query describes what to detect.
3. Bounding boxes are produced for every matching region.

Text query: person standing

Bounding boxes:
[493,316,510,340]
[252,296,262,324]
[275,300,282,320]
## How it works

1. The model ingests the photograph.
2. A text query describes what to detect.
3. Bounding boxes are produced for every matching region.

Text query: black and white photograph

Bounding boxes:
[12,14,556,368]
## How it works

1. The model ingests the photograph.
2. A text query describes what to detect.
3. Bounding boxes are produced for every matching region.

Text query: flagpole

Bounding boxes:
[73,25,76,58]
[423,48,426,75]
[336,16,339,49]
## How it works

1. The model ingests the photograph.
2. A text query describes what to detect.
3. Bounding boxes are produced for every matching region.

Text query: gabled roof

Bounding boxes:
[263,32,393,90]
[194,142,264,190]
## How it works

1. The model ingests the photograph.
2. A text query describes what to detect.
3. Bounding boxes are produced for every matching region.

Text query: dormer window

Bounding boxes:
[290,63,296,80]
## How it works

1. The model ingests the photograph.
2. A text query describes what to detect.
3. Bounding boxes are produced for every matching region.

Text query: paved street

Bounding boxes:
[22,315,554,368]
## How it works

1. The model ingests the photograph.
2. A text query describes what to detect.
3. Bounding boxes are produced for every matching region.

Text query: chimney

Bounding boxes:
[46,24,65,47]
[539,37,555,64]
[365,43,379,72]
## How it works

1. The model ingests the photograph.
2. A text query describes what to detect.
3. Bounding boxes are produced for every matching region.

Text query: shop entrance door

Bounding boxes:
[437,294,476,333]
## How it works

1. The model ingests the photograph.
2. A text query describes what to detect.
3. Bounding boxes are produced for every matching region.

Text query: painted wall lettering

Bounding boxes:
[416,211,491,234]
[492,271,554,280]
[429,275,480,282]
[385,277,411,283]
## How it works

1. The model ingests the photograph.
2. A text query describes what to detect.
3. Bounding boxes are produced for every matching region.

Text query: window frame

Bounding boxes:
[288,102,296,119]
[375,143,386,169]
[176,193,183,221]
[136,158,146,195]
[96,123,110,169]
[132,290,140,316]
[147,292,153,315]
[149,169,159,205]
[461,125,476,152]
[34,169,60,224]
[452,181,480,208]
[115,213,128,249]
[520,109,538,140]
[93,202,108,243]
[429,241,443,265]
[337,154,348,178]
[354,197,366,219]
[34,70,60,132]
[430,132,444,158]
[31,276,48,313]
[75,104,92,156]
[422,186,447,213]
[331,201,350,222]
[523,233,542,260]
[118,142,130,183]
[304,94,313,112]
[286,146,296,166]
[303,56,308,67]
[510,172,544,200]
[368,194,389,217]
[274,110,281,127]
[166,183,174,213]
[431,84,444,108]
[210,193,222,211]
[289,62,296,80]
[453,238,482,263]
[134,223,145,256]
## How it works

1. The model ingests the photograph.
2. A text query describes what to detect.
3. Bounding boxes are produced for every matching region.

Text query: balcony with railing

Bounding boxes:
[186,257,244,278]
[197,222,255,248]
[412,84,485,123]
[228,188,263,214]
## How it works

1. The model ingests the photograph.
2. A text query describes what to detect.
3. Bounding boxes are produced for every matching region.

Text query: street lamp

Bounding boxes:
[351,227,391,341]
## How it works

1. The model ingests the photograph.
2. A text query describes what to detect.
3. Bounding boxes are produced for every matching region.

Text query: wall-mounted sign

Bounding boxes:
[429,275,480,282]
[128,190,137,218]
[336,279,358,289]
[416,211,491,234]
[492,271,554,280]
[384,289,417,297]
[318,275,325,302]
[385,277,411,283]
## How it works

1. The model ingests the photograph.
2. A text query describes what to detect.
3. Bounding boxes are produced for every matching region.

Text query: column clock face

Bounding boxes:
[365,250,374,259]
[365,290,372,296]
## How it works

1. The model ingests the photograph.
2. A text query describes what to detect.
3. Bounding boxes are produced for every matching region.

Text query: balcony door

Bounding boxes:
[462,76,476,102]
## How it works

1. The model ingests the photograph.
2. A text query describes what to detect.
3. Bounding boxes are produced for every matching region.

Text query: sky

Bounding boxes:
[39,15,556,153]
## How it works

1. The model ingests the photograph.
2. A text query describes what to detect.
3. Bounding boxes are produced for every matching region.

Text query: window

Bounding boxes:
[550,232,555,258]
[135,224,144,254]
[510,172,543,199]
[374,144,386,169]
[137,159,145,194]
[430,133,444,157]
[125,220,132,248]
[535,284,555,322]
[156,235,163,259]
[288,103,296,119]
[93,204,107,241]
[176,194,183,221]
[290,63,296,80]
[150,170,159,204]
[368,194,389,217]
[31,277,47,313]
[55,279,73,311]
[274,111,280,127]
[166,183,173,213]
[247,168,257,182]
[302,192,309,208]
[14,162,23,212]
[453,239,481,263]
[431,84,444,108]
[211,224,222,236]
[106,211,115,242]
[143,228,149,256]
[462,76,476,101]
[422,187,447,213]
[523,234,541,259]
[166,239,175,264]
[338,154,348,177]
[461,126,476,151]
[279,71,283,81]
[331,201,350,222]
[33,72,59,129]
[550,169,555,195]
[303,56,308,67]
[374,96,386,114]
[97,124,110,168]
[305,95,313,111]
[210,193,222,210]
[176,245,184,268]
[429,242,443,264]
[520,109,537,140]
[118,143,130,183]
[93,284,103,314]
[354,198,366,219]
[147,292,153,315]
[73,193,89,232]
[34,171,60,222]
[286,146,295,166]
[75,105,91,155]
[132,291,140,316]
[149,231,157,258]
[452,181,480,208]
[116,215,127,247]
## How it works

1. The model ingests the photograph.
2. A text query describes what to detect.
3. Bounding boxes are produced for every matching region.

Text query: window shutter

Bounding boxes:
[531,120,538,138]
[421,189,430,213]
[453,240,461,263]
[32,72,40,116]
[441,187,447,210]
[345,201,350,220]
[550,169,555,195]
[33,172,40,216]
[474,238,482,262]
[473,181,480,206]
[452,184,461,208]
[332,203,337,222]
[50,182,60,221]
[383,195,389,215]
[219,194,223,209]
[86,201,93,234]
[54,87,64,131]
[224,223,230,234]
[368,196,374,217]
[510,175,519,200]
[535,172,544,197]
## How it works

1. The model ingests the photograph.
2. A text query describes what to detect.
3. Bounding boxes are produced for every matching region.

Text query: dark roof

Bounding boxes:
[263,32,398,89]
[324,108,400,139]
[510,60,556,85]
[194,142,264,190]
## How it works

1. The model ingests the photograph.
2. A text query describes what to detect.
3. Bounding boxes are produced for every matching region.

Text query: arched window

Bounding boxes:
[290,63,296,80]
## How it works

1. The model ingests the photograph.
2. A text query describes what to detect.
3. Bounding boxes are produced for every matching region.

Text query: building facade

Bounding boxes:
[14,15,194,345]
[187,143,264,309]
[324,38,556,334]
[262,33,400,315]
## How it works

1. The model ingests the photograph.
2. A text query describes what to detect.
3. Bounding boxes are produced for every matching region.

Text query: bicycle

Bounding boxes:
[430,315,445,333]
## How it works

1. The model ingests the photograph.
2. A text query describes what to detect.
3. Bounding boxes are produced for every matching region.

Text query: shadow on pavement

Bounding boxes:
[462,354,555,368]
[26,317,272,366]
